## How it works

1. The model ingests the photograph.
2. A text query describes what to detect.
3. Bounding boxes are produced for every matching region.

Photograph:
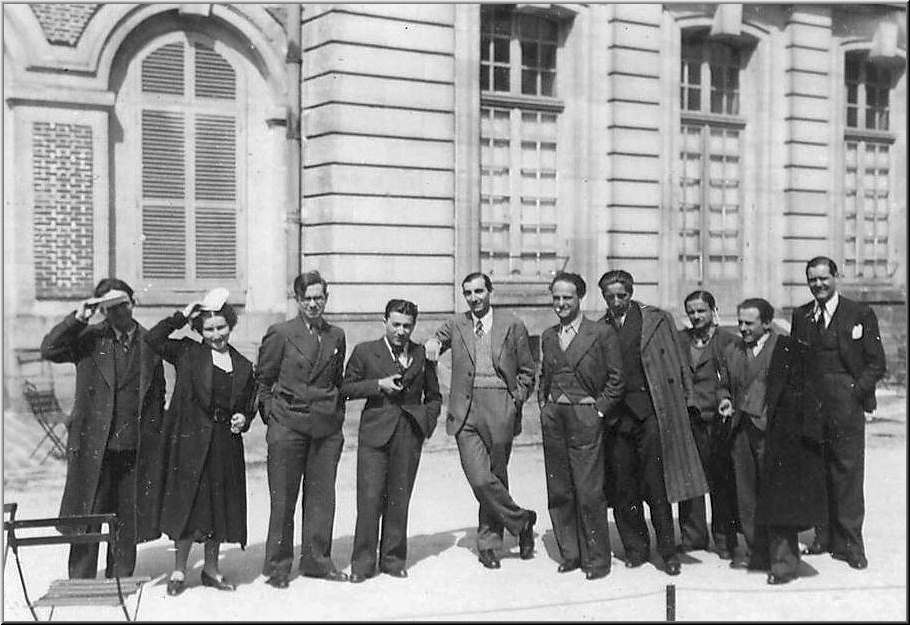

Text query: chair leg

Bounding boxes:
[12,550,39,621]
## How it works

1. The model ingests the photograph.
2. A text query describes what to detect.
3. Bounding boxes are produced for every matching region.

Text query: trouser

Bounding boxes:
[678,419,738,552]
[262,421,344,578]
[455,388,532,551]
[731,417,767,560]
[540,403,612,573]
[608,413,676,562]
[68,449,138,579]
[351,415,423,576]
[812,373,866,558]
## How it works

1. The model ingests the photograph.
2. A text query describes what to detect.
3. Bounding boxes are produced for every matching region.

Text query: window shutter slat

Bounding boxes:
[142,42,185,95]
[142,110,186,199]
[143,204,186,279]
[195,114,236,201]
[195,43,236,100]
[196,205,236,279]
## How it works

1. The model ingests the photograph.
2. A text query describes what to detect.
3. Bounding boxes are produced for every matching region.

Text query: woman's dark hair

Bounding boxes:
[684,290,717,311]
[191,303,239,334]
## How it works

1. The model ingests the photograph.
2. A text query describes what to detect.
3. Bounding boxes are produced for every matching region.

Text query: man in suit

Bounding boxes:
[257,270,349,587]
[40,278,166,579]
[424,272,537,570]
[791,256,886,570]
[597,270,708,577]
[538,272,623,579]
[343,299,442,583]
[719,298,826,584]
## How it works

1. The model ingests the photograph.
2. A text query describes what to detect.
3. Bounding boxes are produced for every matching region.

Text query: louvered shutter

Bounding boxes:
[141,41,187,280]
[137,39,240,284]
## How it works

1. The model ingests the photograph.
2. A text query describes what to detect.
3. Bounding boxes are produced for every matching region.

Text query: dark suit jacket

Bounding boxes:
[538,316,625,417]
[790,295,886,412]
[342,338,442,447]
[40,313,166,542]
[256,315,346,438]
[678,327,737,422]
[434,310,536,436]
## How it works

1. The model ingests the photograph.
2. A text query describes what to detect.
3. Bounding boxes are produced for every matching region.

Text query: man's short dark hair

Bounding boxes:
[598,270,634,294]
[93,278,135,303]
[191,304,239,334]
[805,256,839,278]
[738,298,774,324]
[461,272,493,292]
[550,272,586,299]
[384,298,418,321]
[293,270,328,299]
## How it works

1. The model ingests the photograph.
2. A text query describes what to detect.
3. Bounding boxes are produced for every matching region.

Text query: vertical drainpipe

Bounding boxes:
[287,4,302,284]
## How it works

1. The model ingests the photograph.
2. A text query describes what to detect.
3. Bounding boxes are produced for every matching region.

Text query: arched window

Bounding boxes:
[114,30,251,300]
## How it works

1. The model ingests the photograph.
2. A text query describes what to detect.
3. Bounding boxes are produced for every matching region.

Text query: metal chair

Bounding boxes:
[3,502,17,566]
[21,381,68,463]
[4,513,150,621]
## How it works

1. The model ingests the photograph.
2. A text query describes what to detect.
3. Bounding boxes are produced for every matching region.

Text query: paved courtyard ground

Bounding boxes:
[2,391,906,621]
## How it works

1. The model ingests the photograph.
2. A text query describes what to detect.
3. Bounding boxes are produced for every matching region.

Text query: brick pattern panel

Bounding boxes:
[32,122,94,299]
[29,4,100,46]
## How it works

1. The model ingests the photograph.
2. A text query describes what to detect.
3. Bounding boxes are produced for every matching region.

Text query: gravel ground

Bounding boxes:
[2,392,906,621]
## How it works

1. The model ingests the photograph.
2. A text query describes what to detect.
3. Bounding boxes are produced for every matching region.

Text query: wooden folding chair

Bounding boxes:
[4,513,150,621]
[21,381,68,464]
[3,502,17,567]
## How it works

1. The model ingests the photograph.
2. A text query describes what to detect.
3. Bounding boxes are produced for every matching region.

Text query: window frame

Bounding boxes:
[837,47,901,285]
[113,29,249,304]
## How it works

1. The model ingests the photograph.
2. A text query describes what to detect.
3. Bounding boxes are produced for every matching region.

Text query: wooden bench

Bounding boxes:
[4,513,150,621]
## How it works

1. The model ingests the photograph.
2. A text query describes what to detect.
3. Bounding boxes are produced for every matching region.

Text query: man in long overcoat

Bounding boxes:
[40,278,165,579]
[719,297,826,584]
[598,270,708,576]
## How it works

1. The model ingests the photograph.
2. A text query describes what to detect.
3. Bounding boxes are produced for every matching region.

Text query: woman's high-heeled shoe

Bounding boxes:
[201,570,236,591]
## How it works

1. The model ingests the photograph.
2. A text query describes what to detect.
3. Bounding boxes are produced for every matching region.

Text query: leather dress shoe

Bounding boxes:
[585,568,610,580]
[624,556,647,569]
[201,570,236,591]
[478,549,501,569]
[832,552,868,570]
[383,569,408,578]
[767,573,794,585]
[519,510,537,560]
[349,572,372,584]
[664,557,681,577]
[166,577,186,596]
[265,575,289,589]
[557,560,580,573]
[305,570,349,582]
[802,540,828,556]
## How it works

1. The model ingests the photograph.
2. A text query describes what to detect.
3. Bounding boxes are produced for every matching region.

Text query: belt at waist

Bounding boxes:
[549,393,596,405]
[473,375,508,389]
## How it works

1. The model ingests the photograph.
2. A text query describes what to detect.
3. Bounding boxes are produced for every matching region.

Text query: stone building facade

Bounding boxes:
[3,3,907,404]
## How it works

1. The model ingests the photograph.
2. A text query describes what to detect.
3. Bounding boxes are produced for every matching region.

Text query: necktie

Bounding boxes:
[392,346,407,374]
[475,320,485,339]
[815,304,827,334]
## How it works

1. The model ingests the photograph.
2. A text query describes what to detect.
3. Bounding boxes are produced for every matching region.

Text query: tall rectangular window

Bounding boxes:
[677,32,744,289]
[843,51,894,281]
[480,5,562,283]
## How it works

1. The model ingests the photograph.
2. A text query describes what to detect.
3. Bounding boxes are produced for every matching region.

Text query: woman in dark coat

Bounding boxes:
[145,299,256,596]
[676,290,739,558]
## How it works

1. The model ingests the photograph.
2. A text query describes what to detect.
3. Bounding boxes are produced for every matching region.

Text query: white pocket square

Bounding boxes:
[851,324,863,340]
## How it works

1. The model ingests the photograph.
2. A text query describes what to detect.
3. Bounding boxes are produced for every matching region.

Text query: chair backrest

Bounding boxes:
[6,514,117,551]
[22,381,69,426]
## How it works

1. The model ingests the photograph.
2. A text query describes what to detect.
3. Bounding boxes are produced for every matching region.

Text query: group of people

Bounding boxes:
[39,254,885,596]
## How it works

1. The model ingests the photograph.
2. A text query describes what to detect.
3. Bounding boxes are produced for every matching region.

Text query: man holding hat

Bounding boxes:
[40,278,167,579]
